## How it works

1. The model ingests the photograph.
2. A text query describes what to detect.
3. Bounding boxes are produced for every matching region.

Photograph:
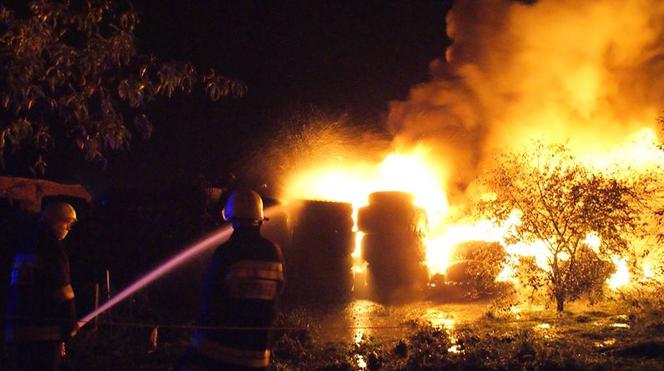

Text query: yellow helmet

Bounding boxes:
[222,189,264,223]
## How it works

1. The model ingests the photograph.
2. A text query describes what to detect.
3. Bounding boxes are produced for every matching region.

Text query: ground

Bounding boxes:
[49,299,664,370]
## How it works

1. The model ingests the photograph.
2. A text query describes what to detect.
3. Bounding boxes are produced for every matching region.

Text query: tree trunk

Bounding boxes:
[556,294,565,312]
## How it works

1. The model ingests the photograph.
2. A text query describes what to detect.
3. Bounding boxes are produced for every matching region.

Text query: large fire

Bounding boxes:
[281,127,662,292]
[282,145,449,272]
[278,0,664,295]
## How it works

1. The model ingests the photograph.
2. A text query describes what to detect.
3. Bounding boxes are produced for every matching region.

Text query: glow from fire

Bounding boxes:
[580,128,664,173]
[283,144,452,272]
[376,151,449,226]
[583,232,602,254]
[425,211,522,276]
[276,0,664,296]
[381,0,664,288]
[283,129,661,288]
[607,256,630,290]
[643,261,655,279]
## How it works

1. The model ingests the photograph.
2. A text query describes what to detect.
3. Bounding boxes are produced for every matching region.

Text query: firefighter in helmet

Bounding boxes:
[178,189,285,370]
[5,201,79,371]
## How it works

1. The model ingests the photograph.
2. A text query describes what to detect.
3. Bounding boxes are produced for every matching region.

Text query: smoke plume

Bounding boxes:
[388,0,664,199]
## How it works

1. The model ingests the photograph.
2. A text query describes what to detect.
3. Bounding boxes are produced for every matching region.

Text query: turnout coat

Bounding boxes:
[192,226,285,368]
[5,229,76,343]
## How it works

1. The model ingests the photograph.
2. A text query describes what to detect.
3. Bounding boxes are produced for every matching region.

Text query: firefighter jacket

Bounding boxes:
[4,228,76,343]
[192,226,285,368]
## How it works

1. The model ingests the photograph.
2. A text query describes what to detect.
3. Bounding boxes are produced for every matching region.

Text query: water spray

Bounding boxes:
[78,205,282,329]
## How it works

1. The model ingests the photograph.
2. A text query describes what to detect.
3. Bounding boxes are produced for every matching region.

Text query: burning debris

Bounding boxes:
[358,192,428,302]
[287,200,355,302]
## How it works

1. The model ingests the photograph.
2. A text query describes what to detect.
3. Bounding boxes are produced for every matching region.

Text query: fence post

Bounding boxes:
[93,283,100,333]
[105,269,111,300]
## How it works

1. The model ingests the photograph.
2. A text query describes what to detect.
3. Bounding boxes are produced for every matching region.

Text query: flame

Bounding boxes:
[282,144,452,272]
[583,232,602,254]
[580,128,664,174]
[607,256,630,290]
[377,151,449,226]
[282,145,448,210]
[282,131,660,287]
[425,211,522,276]
[642,261,655,279]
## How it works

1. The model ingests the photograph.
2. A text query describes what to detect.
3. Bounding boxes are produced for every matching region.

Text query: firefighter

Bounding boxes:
[4,201,78,371]
[177,189,285,371]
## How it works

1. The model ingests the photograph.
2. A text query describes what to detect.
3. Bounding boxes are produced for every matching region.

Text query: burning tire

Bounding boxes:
[357,192,427,233]
[358,191,428,302]
[286,200,355,302]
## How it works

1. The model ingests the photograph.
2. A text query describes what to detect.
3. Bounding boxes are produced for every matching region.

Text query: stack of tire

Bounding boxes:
[358,191,429,302]
[287,200,355,302]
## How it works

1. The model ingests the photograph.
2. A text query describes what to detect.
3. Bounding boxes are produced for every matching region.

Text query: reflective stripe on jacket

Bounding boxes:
[194,227,284,367]
[226,260,284,300]
[192,331,270,368]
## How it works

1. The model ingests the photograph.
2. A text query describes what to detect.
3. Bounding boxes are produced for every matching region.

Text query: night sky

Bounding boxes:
[61,1,452,191]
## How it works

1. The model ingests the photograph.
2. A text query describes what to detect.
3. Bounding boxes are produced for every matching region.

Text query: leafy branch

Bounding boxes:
[0,0,246,174]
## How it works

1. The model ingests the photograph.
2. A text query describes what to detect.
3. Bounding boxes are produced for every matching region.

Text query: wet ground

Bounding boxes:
[281,298,645,348]
[294,300,491,344]
[269,299,664,370]
[53,297,664,370]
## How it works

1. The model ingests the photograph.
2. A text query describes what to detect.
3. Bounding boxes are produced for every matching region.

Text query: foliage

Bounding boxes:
[0,0,246,173]
[615,284,664,314]
[449,241,507,293]
[656,209,664,243]
[613,260,664,313]
[401,322,453,369]
[478,144,652,311]
[515,256,550,305]
[655,175,664,244]
[656,116,664,242]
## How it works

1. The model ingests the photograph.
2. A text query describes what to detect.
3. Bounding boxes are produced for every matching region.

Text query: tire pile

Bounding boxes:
[287,200,355,302]
[358,192,429,302]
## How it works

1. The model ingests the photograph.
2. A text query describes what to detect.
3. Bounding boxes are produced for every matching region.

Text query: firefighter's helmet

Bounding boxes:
[222,189,264,223]
[42,202,77,224]
[41,202,77,240]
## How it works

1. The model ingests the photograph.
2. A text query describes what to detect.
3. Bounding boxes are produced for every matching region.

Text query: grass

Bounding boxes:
[269,303,664,370]
[4,301,664,370]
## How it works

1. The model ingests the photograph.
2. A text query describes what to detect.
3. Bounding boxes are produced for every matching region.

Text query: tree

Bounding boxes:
[479,144,650,311]
[447,241,507,295]
[0,0,246,174]
[657,117,664,243]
